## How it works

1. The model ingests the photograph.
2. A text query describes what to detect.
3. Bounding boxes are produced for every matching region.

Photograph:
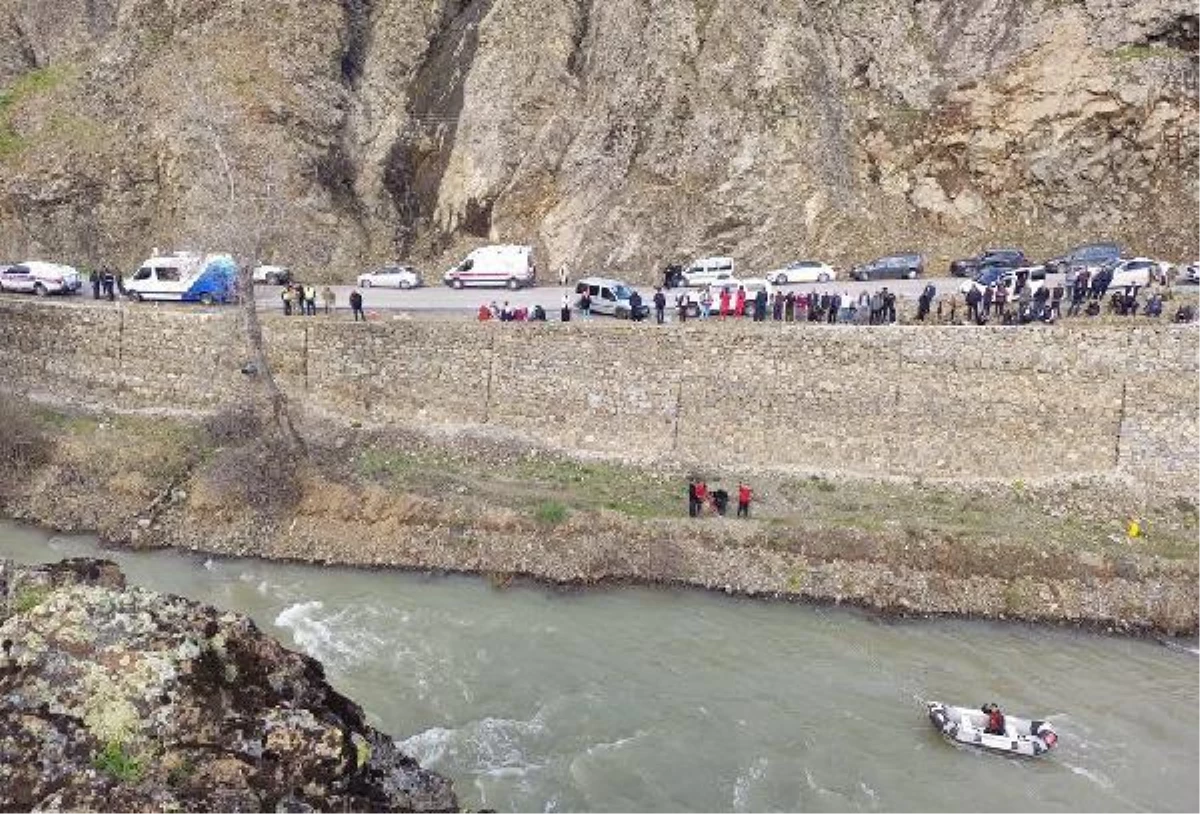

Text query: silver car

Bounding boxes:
[0,261,82,296]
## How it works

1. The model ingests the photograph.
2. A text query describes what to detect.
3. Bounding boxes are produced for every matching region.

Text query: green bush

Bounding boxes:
[533,501,568,525]
[94,741,143,783]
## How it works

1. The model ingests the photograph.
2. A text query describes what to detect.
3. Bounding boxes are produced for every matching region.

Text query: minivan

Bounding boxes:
[574,277,650,319]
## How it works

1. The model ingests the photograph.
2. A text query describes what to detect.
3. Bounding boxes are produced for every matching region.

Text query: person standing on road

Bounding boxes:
[719,286,731,319]
[653,287,666,324]
[321,286,336,315]
[736,482,752,518]
[580,287,592,319]
[102,267,116,301]
[993,284,1008,320]
[89,269,101,300]
[966,285,982,324]
[349,288,364,321]
[304,284,318,316]
[883,288,896,323]
[754,287,768,322]
[700,286,713,320]
[561,292,572,322]
[688,477,700,517]
[917,282,935,321]
[735,285,747,319]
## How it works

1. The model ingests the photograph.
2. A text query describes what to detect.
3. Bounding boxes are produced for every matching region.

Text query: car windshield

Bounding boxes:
[976,266,1006,284]
[790,261,818,269]
[612,284,633,300]
[983,250,1021,262]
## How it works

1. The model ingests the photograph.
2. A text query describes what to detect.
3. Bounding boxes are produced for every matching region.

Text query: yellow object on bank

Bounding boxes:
[1127,519,1141,539]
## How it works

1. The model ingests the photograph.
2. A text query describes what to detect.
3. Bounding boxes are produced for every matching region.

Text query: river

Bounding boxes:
[2,522,1196,812]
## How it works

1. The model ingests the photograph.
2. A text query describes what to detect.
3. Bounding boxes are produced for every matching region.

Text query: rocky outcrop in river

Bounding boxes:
[0,557,458,812]
[0,0,1195,276]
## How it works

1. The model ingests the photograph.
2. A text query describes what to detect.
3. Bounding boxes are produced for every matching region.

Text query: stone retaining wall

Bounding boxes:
[1,300,1195,492]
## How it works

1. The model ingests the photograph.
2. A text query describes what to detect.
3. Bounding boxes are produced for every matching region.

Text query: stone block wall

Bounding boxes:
[0,300,1194,493]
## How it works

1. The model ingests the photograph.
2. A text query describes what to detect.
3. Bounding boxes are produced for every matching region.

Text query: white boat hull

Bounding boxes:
[927,701,1058,757]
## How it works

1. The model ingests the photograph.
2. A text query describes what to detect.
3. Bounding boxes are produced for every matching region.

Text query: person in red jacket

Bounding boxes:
[737,482,752,518]
[719,287,731,319]
[735,285,747,318]
[983,703,1006,735]
[695,480,709,514]
[477,303,492,321]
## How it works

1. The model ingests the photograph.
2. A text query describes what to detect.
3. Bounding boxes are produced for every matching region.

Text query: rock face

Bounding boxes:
[0,0,1195,279]
[0,557,458,812]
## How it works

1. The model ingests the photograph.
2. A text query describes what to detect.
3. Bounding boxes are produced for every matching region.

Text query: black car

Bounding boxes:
[852,253,924,281]
[1044,243,1121,279]
[949,248,1027,278]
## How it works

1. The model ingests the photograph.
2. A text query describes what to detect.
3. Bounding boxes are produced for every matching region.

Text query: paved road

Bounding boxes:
[256,275,1006,313]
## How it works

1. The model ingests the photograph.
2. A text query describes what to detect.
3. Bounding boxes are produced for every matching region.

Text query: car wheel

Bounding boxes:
[129,292,143,302]
[616,307,629,319]
[265,273,279,285]
[399,280,412,290]
[507,278,519,290]
[452,278,464,290]
[906,269,918,279]
[34,283,47,297]
[361,280,372,288]
[817,273,830,283]
[776,274,788,285]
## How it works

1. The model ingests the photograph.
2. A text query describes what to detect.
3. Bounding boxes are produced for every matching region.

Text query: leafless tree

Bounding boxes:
[170,65,306,456]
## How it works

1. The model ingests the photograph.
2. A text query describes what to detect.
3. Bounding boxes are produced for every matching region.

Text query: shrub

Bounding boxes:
[93,741,143,783]
[533,500,568,525]
[203,435,302,516]
[200,404,264,446]
[12,585,50,614]
[0,397,51,476]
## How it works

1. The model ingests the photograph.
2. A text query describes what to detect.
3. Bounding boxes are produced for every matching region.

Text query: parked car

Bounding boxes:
[252,265,291,285]
[0,261,82,296]
[949,248,1026,278]
[1181,262,1199,285]
[1045,243,1121,282]
[124,251,236,304]
[764,260,835,285]
[680,256,736,287]
[443,244,536,289]
[357,265,422,289]
[575,277,650,319]
[959,265,1047,298]
[1107,257,1170,289]
[851,253,924,281]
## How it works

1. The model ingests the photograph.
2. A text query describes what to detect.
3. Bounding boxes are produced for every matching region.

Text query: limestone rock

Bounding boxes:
[0,558,458,812]
[0,0,1195,276]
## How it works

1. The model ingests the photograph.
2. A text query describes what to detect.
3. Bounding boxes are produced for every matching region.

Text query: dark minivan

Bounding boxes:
[852,253,924,281]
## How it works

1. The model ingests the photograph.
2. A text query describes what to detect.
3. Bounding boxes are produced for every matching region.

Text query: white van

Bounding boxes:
[443,245,537,290]
[124,251,238,304]
[681,256,735,287]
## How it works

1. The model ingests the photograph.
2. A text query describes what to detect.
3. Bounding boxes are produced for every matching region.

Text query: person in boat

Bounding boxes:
[982,703,1006,735]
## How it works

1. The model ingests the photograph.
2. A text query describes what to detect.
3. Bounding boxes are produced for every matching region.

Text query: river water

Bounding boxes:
[2,522,1196,812]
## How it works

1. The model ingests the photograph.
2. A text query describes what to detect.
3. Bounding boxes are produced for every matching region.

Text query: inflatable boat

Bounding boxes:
[927,701,1058,757]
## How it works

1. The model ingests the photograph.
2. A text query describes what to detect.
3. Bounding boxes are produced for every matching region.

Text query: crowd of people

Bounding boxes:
[87,267,123,300]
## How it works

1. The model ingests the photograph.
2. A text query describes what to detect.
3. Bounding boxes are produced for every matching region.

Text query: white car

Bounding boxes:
[252,265,291,285]
[0,261,82,296]
[357,265,422,289]
[765,260,836,285]
[680,256,736,287]
[1181,262,1198,285]
[959,265,1047,298]
[1109,257,1170,289]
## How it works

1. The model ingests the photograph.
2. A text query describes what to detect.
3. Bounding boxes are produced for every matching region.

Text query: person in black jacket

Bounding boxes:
[653,287,666,324]
[629,289,643,321]
[89,269,101,300]
[349,289,364,321]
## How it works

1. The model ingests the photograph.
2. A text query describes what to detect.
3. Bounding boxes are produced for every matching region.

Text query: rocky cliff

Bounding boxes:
[0,557,458,812]
[0,0,1195,280]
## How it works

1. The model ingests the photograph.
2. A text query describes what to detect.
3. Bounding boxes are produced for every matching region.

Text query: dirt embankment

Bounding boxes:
[2,402,1196,636]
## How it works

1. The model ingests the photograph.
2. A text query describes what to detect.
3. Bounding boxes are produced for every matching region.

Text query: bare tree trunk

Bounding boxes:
[238,264,306,456]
